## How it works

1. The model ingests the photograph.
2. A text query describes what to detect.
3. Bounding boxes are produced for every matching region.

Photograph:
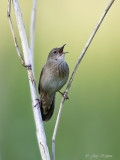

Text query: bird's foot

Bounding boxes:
[58,91,69,100]
[34,98,41,108]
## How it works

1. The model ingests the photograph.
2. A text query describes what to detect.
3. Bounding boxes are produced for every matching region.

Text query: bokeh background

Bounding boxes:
[0,0,120,160]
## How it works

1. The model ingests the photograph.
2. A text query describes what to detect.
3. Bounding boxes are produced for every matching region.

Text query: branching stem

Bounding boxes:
[30,0,37,72]
[7,0,50,159]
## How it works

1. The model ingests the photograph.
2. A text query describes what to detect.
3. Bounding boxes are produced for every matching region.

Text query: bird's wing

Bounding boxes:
[38,67,44,94]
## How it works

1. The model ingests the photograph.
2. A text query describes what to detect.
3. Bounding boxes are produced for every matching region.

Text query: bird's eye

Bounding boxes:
[53,51,57,54]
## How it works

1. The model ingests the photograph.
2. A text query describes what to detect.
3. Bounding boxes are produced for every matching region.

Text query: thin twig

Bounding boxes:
[7,0,26,67]
[30,0,37,72]
[7,0,50,159]
[52,0,115,159]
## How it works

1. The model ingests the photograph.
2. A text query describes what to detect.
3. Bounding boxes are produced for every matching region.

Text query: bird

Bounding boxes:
[38,44,69,121]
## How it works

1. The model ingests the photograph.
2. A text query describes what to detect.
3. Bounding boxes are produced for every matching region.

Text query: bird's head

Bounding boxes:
[48,44,68,61]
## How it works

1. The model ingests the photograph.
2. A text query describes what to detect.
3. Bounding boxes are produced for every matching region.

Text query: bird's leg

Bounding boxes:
[58,91,69,100]
[34,97,42,108]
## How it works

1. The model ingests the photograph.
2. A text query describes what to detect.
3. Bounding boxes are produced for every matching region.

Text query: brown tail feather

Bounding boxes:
[40,96,55,121]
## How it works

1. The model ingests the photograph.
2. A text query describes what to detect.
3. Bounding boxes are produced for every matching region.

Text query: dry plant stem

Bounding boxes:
[7,0,50,159]
[30,0,37,72]
[7,0,26,67]
[52,0,115,160]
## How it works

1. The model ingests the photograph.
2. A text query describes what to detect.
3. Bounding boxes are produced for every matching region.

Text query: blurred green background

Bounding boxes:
[0,0,120,160]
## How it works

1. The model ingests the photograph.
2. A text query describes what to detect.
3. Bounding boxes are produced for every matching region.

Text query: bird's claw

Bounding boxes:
[58,91,69,100]
[34,98,41,108]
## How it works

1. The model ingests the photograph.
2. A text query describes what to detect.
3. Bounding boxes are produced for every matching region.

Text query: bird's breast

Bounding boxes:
[40,61,69,93]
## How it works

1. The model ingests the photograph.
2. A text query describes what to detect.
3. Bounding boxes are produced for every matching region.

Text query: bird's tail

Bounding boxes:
[40,95,55,121]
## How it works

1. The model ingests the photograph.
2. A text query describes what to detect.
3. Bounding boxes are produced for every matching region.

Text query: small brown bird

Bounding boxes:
[38,44,69,121]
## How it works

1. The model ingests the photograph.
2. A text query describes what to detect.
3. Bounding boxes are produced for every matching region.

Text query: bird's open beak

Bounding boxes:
[59,44,69,54]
